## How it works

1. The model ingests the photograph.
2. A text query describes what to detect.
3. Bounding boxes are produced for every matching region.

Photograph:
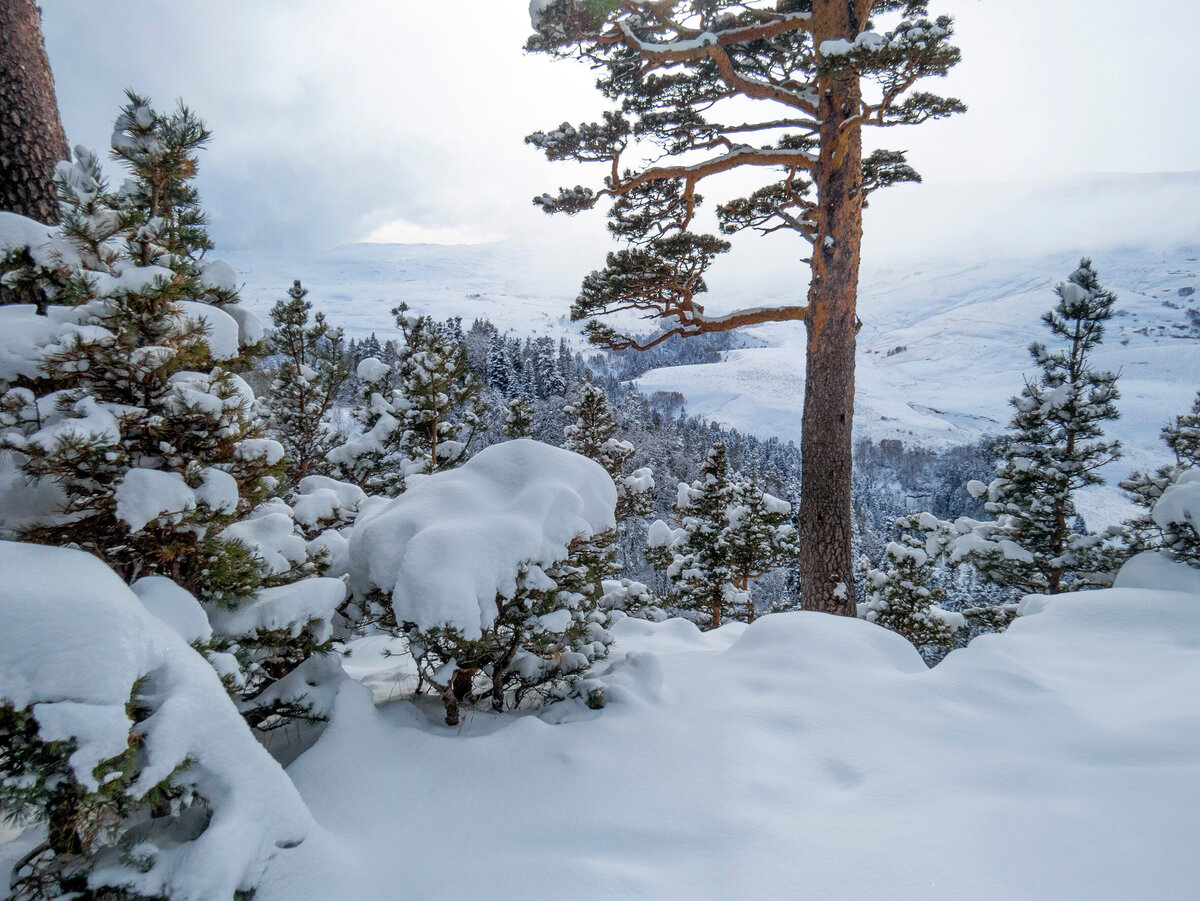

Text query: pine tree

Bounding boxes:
[505,395,536,438]
[961,261,1122,594]
[527,0,965,615]
[1,96,275,605]
[0,95,339,734]
[393,304,485,475]
[727,474,799,620]
[265,280,349,484]
[565,382,654,521]
[858,531,958,661]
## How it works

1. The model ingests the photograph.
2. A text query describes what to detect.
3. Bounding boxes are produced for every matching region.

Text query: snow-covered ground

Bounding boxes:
[255,572,1200,901]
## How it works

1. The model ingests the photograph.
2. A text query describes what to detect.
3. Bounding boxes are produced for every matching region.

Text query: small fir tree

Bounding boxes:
[649,443,796,628]
[504,395,536,439]
[265,279,349,484]
[726,474,799,621]
[393,304,486,474]
[971,260,1122,593]
[564,382,653,521]
[858,532,958,662]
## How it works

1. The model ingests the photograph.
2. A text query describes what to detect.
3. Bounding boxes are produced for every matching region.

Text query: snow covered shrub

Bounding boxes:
[348,439,617,725]
[264,279,349,484]
[857,531,963,664]
[0,541,309,901]
[647,443,797,627]
[1122,393,1200,567]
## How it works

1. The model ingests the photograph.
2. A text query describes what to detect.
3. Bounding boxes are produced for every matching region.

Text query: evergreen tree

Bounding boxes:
[564,382,653,521]
[393,304,485,475]
[858,530,958,662]
[505,396,536,439]
[0,96,275,605]
[265,279,349,484]
[727,474,799,620]
[971,260,1122,593]
[527,0,965,615]
[0,95,339,735]
[650,443,799,627]
[486,333,512,395]
[1122,393,1200,566]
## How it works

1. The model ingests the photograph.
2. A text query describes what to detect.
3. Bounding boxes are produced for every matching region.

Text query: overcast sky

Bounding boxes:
[39,0,1200,255]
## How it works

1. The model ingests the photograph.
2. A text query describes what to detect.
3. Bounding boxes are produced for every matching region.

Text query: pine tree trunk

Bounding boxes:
[0,0,68,225]
[798,6,865,617]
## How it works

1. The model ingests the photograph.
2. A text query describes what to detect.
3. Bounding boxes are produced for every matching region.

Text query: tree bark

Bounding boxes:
[798,4,865,617]
[0,0,69,224]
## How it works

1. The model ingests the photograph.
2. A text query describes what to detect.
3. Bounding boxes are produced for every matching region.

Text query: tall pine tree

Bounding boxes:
[972,260,1122,593]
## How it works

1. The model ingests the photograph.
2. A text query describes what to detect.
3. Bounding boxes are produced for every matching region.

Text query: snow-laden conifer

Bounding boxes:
[857,526,961,662]
[962,260,1122,593]
[648,443,796,627]
[0,95,347,734]
[504,395,536,438]
[564,382,653,521]
[1122,393,1200,567]
[265,279,348,484]
[348,440,616,725]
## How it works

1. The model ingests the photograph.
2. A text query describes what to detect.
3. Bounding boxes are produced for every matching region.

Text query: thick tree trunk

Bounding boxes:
[0,0,69,224]
[798,5,865,617]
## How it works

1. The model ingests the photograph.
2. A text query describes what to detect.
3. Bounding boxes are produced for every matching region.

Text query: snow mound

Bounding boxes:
[0,541,310,901]
[349,439,616,639]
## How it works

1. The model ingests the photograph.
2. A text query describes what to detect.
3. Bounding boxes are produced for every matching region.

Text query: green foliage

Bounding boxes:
[0,693,188,901]
[526,1,965,349]
[1121,393,1200,567]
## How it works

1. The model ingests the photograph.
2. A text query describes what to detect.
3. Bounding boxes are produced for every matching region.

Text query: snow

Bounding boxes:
[292,475,366,529]
[255,585,1200,901]
[1152,468,1200,530]
[222,500,307,575]
[114,468,196,533]
[175,299,242,360]
[0,541,310,901]
[356,356,391,383]
[235,437,286,465]
[1115,550,1200,596]
[196,466,240,514]
[224,302,265,346]
[207,578,346,643]
[199,257,239,293]
[349,439,616,639]
[0,304,85,386]
[132,576,213,644]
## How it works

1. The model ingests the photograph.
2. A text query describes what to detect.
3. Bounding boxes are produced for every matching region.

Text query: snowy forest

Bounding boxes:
[1,1,1199,899]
